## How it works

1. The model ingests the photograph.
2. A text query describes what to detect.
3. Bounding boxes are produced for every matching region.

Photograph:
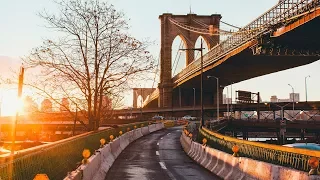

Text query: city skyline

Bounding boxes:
[1,0,319,107]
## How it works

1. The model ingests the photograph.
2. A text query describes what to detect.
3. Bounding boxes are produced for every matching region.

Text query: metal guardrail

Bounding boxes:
[173,0,320,84]
[199,127,320,172]
[0,122,150,180]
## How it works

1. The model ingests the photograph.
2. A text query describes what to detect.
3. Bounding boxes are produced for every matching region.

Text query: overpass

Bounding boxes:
[115,101,320,118]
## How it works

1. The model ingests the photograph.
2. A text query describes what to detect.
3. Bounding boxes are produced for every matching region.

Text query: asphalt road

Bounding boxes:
[105,126,221,180]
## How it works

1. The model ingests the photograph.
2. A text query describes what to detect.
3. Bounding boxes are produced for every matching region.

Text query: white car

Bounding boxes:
[152,115,164,120]
[182,115,197,121]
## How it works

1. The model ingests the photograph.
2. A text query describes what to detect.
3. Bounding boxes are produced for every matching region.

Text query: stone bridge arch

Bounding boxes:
[158,13,221,108]
[133,88,156,108]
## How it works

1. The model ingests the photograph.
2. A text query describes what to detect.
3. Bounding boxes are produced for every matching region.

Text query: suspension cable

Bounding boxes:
[173,51,183,76]
[191,18,217,47]
[151,50,161,89]
[220,20,241,29]
[172,40,183,72]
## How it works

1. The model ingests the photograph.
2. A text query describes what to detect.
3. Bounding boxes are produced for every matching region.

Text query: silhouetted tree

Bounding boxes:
[24,0,154,130]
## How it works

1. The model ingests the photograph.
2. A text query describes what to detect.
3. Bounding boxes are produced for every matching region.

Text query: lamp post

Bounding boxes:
[193,88,196,115]
[288,84,295,119]
[140,86,143,121]
[265,102,291,144]
[220,85,229,119]
[179,86,182,107]
[180,39,205,126]
[305,75,311,102]
[12,66,24,153]
[207,76,219,121]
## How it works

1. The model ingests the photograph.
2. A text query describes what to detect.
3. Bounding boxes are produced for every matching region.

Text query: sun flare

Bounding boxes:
[1,89,24,116]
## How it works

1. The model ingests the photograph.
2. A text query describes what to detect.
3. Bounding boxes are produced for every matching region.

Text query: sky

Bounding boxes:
[1,0,319,109]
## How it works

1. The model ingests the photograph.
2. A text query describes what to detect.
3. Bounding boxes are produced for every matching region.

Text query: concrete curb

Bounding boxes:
[64,123,165,180]
[180,132,320,180]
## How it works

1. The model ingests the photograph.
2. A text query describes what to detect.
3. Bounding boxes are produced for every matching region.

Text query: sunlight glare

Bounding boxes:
[1,89,24,116]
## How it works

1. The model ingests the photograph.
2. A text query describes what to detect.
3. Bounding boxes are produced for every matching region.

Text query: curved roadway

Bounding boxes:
[105,126,221,180]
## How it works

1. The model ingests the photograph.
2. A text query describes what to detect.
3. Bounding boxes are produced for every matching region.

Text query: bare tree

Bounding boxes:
[24,0,154,130]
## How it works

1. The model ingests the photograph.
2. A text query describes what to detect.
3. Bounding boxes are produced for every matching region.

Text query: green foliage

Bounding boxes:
[0,122,148,180]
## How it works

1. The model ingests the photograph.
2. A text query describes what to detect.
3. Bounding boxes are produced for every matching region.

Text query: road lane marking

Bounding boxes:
[156,151,159,156]
[157,142,159,146]
[159,162,167,169]
[159,162,177,180]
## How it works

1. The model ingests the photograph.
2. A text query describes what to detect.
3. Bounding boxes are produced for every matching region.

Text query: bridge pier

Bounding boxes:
[158,13,221,108]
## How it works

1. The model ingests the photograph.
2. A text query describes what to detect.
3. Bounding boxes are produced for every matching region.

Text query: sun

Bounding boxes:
[1,89,24,116]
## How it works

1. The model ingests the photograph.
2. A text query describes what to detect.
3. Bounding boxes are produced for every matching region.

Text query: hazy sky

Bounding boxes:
[1,0,319,107]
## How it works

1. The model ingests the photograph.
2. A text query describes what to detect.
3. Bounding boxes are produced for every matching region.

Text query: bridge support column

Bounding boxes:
[158,83,173,108]
[301,129,305,141]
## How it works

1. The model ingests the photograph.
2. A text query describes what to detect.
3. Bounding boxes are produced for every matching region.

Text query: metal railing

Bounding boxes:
[0,122,149,180]
[173,0,320,84]
[199,127,320,172]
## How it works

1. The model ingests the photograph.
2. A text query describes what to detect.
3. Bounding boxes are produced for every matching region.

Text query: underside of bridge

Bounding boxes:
[146,11,320,110]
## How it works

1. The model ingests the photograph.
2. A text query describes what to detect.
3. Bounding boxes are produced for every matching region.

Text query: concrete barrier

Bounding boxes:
[180,132,320,180]
[82,152,101,180]
[64,170,82,180]
[65,123,165,180]
[94,144,114,180]
[141,126,150,136]
[155,123,163,131]
[133,128,143,140]
[119,133,129,150]
[148,124,157,132]
[127,130,135,143]
[110,138,122,159]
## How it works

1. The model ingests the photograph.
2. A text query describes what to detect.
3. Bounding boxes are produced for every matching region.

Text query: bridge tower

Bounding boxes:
[158,13,221,108]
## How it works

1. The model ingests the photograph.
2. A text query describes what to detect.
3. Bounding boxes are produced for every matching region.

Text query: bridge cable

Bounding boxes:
[220,20,241,29]
[174,24,206,67]
[172,40,183,73]
[151,50,161,89]
[173,45,183,76]
[191,18,217,47]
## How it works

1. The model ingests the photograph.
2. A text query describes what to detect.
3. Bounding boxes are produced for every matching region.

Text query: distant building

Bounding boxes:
[290,93,300,102]
[41,99,52,112]
[23,96,38,113]
[60,98,70,112]
[223,94,232,104]
[270,95,278,102]
[278,98,290,102]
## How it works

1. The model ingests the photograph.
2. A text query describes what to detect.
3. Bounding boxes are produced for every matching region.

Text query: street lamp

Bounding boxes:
[288,84,295,119]
[193,88,196,112]
[140,86,143,121]
[207,76,219,121]
[12,66,25,153]
[265,102,291,144]
[180,39,205,126]
[305,75,311,102]
[220,85,229,119]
